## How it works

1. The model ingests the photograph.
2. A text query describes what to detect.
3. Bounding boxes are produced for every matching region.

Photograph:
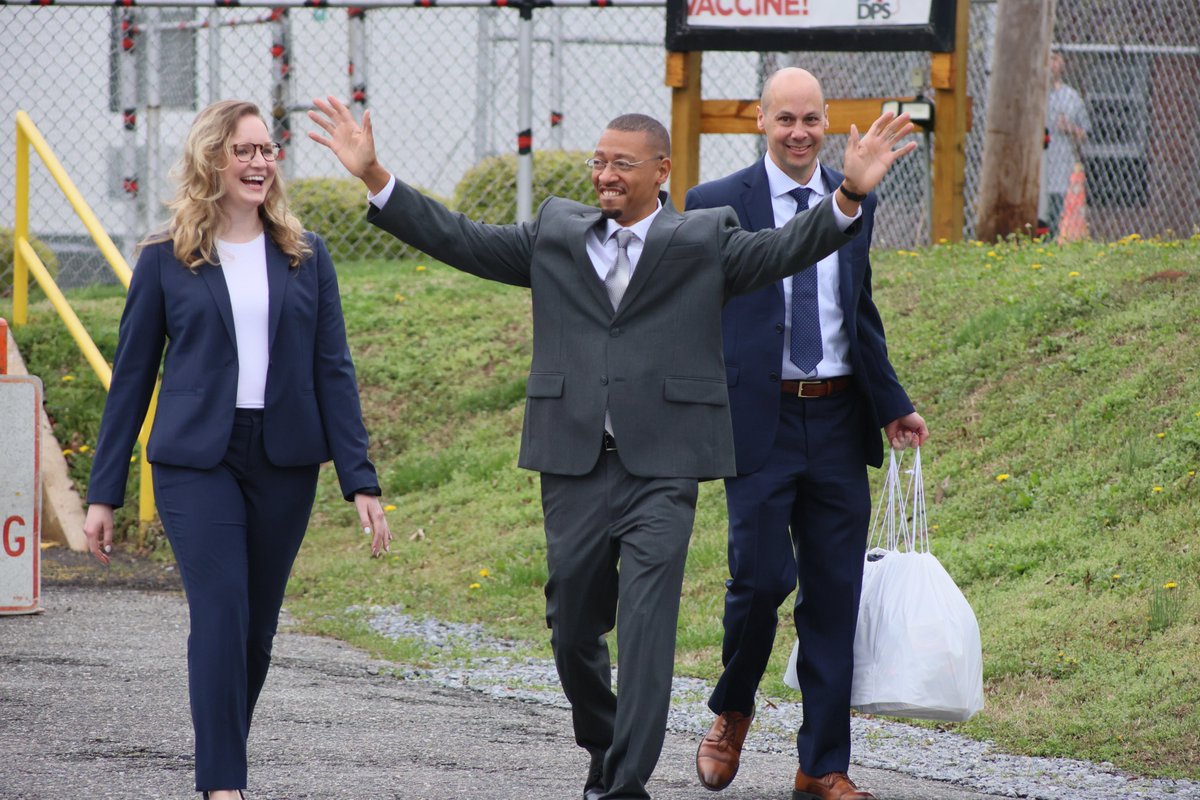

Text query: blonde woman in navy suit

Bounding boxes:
[82,100,391,800]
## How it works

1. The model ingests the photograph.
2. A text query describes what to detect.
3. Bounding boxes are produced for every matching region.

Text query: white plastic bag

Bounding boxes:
[848,447,984,721]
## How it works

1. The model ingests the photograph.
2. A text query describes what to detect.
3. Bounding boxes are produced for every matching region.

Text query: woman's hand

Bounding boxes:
[83,504,115,565]
[354,493,392,558]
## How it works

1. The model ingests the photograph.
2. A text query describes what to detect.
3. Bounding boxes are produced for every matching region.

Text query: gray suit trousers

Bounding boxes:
[541,450,698,800]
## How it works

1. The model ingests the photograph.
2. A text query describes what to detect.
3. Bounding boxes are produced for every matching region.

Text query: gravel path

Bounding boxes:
[367,607,1200,800]
[3,580,1196,799]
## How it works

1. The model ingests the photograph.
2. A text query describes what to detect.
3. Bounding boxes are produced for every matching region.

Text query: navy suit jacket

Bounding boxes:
[88,233,377,507]
[685,161,913,472]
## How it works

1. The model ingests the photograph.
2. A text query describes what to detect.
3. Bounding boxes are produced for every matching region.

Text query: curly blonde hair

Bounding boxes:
[143,100,310,268]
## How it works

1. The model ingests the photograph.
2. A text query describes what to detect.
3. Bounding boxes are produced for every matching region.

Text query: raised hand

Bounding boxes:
[840,111,918,196]
[307,96,390,192]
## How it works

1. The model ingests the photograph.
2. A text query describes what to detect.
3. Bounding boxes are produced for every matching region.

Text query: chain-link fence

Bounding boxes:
[2,0,1197,291]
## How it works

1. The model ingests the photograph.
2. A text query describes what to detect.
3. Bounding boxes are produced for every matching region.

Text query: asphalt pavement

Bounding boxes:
[1,585,1008,800]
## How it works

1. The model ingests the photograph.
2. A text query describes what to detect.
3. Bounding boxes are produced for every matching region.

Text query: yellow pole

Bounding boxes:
[13,111,158,526]
[17,239,114,388]
[137,385,159,526]
[15,111,132,289]
[14,117,30,325]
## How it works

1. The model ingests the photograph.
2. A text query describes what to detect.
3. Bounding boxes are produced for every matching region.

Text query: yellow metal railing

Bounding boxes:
[13,110,158,526]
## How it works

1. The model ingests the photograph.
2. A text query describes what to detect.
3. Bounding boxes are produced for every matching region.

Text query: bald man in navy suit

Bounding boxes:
[686,68,928,800]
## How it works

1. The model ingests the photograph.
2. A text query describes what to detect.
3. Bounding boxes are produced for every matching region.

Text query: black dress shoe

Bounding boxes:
[584,754,604,800]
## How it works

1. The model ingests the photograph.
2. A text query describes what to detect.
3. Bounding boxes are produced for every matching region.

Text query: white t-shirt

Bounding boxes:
[216,234,270,409]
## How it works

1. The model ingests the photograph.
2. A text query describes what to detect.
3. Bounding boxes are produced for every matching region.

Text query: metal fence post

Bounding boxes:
[349,7,368,114]
[144,7,163,236]
[516,2,534,224]
[118,5,140,254]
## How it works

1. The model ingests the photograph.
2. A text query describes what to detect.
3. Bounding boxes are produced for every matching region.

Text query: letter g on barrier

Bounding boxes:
[3,515,26,558]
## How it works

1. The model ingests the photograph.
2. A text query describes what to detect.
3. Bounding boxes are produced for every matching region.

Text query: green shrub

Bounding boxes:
[453,150,594,224]
[0,226,59,297]
[289,177,440,264]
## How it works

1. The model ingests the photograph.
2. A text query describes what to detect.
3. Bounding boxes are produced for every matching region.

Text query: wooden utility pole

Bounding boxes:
[666,51,703,212]
[931,0,970,243]
[975,0,1056,242]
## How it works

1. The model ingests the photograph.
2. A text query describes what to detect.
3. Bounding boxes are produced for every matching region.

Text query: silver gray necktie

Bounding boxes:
[605,228,635,310]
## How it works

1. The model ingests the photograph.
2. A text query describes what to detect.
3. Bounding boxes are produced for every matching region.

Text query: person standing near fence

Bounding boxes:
[684,68,927,800]
[308,95,915,800]
[1040,51,1090,239]
[83,100,391,800]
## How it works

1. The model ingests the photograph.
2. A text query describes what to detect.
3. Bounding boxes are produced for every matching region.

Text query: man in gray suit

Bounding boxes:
[309,96,915,800]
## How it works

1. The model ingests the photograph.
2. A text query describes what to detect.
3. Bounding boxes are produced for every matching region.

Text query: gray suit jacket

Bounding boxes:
[369,183,857,480]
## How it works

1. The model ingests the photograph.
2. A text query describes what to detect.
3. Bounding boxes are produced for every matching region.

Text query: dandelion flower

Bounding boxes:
[1031,263,1042,270]
[479,568,490,578]
[62,449,74,457]
[1068,271,1080,277]
[1153,486,1163,493]
[1112,574,1121,581]
[469,582,481,590]
[61,375,75,382]
[394,294,406,302]
[996,473,1010,482]
[1164,582,1178,590]
[78,445,90,453]
[416,265,427,272]
[384,504,397,512]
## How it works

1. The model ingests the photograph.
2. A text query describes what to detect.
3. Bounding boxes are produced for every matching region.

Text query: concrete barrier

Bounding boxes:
[3,323,87,553]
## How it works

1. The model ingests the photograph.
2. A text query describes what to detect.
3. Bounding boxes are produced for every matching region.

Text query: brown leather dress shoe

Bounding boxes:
[792,768,877,800]
[695,710,754,791]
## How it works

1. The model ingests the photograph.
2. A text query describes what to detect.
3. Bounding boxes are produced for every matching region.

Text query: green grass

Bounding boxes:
[12,233,1200,779]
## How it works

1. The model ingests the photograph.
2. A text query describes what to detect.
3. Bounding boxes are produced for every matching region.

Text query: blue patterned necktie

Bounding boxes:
[787,186,823,373]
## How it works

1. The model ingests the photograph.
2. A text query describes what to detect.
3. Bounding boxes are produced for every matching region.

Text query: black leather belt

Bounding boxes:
[780,376,852,398]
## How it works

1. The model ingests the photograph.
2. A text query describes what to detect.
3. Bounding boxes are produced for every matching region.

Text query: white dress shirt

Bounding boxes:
[763,155,853,380]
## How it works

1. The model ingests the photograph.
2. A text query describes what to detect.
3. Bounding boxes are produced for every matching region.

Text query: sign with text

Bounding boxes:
[1,376,42,615]
[666,0,958,52]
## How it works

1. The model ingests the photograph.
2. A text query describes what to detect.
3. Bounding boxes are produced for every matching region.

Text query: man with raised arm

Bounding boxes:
[309,97,915,800]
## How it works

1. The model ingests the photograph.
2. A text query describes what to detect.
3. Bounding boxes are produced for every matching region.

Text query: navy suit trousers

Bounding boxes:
[710,390,870,776]
[153,409,320,791]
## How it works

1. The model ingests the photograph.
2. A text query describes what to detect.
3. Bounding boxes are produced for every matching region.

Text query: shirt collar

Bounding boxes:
[764,154,826,200]
[602,199,662,244]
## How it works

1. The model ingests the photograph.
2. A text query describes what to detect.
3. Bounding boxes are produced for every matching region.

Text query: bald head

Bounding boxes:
[760,67,825,116]
[757,67,829,184]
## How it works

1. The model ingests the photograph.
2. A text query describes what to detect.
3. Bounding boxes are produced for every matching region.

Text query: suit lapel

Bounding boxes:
[265,236,290,352]
[199,259,237,348]
[746,161,786,299]
[198,234,291,351]
[565,206,613,314]
[743,161,776,232]
[617,192,683,315]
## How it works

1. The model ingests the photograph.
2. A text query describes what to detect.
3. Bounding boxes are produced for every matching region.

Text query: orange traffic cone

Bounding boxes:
[1058,161,1088,243]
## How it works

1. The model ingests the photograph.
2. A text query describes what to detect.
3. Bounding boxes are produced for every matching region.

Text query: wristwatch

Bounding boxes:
[838,183,868,203]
